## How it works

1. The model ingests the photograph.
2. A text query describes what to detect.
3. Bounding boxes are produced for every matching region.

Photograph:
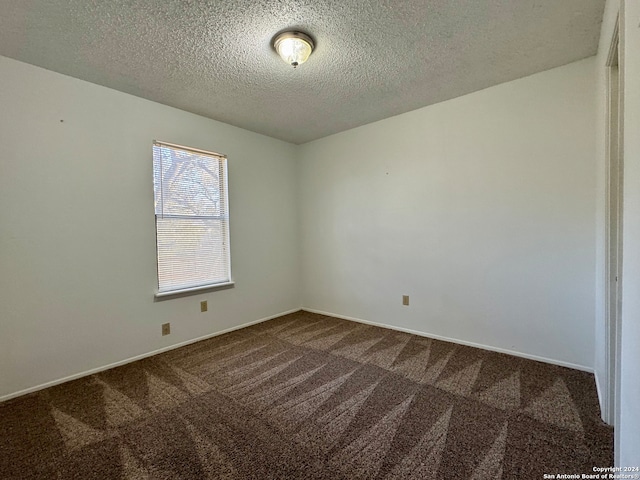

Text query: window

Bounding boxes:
[153,141,231,296]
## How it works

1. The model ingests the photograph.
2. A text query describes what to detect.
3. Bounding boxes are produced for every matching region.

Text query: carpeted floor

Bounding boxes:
[1,311,613,479]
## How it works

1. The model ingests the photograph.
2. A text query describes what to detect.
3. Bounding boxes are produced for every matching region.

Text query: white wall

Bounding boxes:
[618,0,640,466]
[0,56,300,399]
[299,58,597,370]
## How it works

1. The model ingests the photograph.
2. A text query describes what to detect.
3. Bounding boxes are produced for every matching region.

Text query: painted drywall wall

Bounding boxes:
[618,0,640,466]
[299,58,597,370]
[0,56,300,399]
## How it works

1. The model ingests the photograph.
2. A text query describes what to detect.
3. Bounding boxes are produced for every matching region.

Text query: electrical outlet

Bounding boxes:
[402,295,409,306]
[162,323,170,336]
[200,301,208,312]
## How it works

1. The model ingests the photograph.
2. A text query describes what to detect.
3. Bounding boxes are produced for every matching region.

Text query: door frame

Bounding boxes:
[603,16,623,436]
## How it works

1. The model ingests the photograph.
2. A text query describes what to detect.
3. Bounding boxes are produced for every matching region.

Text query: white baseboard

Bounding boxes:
[594,371,613,425]
[594,371,604,417]
[0,308,301,403]
[303,308,594,373]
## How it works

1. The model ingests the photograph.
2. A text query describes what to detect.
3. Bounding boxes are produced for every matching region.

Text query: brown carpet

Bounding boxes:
[0,311,613,479]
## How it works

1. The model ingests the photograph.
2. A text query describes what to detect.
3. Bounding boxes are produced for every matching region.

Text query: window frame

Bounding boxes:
[152,140,233,298]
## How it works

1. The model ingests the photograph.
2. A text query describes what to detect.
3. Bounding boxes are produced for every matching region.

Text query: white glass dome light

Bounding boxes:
[273,31,314,68]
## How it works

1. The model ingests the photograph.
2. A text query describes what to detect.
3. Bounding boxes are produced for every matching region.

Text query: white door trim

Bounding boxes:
[603,14,623,444]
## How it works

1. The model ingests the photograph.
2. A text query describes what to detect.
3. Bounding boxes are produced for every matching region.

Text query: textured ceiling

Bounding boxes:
[0,0,605,144]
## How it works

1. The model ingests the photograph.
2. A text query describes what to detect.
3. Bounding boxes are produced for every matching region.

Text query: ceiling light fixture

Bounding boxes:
[273,31,314,68]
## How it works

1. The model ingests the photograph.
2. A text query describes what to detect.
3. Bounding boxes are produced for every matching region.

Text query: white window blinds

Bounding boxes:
[153,141,231,294]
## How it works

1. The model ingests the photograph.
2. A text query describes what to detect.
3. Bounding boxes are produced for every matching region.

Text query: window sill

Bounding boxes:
[154,281,235,299]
